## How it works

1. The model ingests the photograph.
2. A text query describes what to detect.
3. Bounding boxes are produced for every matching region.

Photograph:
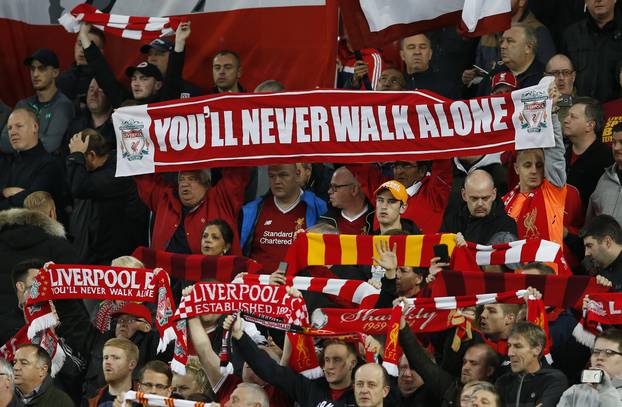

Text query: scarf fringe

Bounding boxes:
[382,360,399,377]
[299,366,324,379]
[157,325,176,353]
[573,322,597,348]
[27,313,58,339]
[58,12,80,32]
[50,343,66,377]
[170,357,186,376]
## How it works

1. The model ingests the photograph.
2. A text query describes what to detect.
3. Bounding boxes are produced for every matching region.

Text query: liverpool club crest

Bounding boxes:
[518,90,548,133]
[120,119,149,161]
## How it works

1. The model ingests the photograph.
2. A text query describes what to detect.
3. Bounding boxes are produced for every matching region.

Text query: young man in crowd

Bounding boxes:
[1,49,73,154]
[88,338,138,407]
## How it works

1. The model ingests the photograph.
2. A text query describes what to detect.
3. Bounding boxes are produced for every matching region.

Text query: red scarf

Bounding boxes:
[59,3,187,40]
[236,274,380,308]
[451,239,571,275]
[25,264,176,351]
[585,293,622,331]
[430,270,608,309]
[132,247,262,282]
[0,325,65,377]
[170,283,314,375]
[284,232,456,275]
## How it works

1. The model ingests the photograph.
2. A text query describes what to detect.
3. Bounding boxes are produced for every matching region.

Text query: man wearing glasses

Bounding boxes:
[544,54,576,123]
[558,329,622,405]
[320,166,374,235]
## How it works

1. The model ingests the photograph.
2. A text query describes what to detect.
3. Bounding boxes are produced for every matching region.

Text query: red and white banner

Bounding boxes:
[311,289,526,333]
[58,4,187,41]
[0,1,337,106]
[113,77,555,176]
[340,0,511,49]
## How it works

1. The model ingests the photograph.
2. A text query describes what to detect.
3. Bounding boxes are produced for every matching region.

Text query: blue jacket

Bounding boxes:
[240,191,327,255]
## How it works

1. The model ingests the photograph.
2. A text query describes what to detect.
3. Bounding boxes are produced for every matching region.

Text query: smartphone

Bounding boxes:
[558,94,573,108]
[581,369,604,384]
[277,261,288,274]
[433,244,450,263]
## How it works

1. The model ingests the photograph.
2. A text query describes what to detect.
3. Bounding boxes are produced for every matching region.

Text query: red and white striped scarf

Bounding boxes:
[124,390,214,406]
[59,3,187,40]
[0,325,65,377]
[234,274,380,308]
[450,239,571,275]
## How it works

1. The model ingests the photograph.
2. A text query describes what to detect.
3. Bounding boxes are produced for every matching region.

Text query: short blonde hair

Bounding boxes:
[103,338,139,362]
[111,256,144,268]
[23,191,55,215]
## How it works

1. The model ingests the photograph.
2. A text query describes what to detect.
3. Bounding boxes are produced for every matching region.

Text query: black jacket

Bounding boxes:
[565,140,614,209]
[404,68,458,99]
[54,298,171,398]
[66,152,147,264]
[440,199,517,245]
[495,366,568,407]
[234,333,357,407]
[84,43,184,108]
[599,250,622,292]
[64,112,115,153]
[14,375,74,407]
[562,13,622,102]
[0,143,65,211]
[399,325,462,407]
[56,63,95,111]
[0,208,78,311]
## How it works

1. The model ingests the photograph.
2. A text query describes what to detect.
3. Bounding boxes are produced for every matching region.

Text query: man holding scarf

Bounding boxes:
[503,85,566,248]
[225,312,359,407]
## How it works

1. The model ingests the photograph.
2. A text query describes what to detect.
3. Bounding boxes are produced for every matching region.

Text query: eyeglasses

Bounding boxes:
[391,162,416,170]
[328,183,353,192]
[592,348,622,357]
[140,382,170,391]
[546,69,574,78]
[116,317,146,325]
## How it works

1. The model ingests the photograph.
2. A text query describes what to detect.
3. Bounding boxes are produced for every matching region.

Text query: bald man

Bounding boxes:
[441,169,517,244]
[320,166,374,235]
[354,363,390,407]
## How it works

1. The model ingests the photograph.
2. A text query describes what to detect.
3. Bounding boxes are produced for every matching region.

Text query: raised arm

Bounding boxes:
[187,316,223,389]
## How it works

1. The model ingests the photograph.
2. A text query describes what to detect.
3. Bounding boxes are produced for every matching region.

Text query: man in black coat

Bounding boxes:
[564,97,614,208]
[0,208,77,323]
[66,129,146,264]
[561,0,622,102]
[0,108,65,213]
[441,169,517,244]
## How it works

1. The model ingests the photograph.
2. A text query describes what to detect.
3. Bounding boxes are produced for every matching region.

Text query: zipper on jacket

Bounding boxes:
[515,374,525,407]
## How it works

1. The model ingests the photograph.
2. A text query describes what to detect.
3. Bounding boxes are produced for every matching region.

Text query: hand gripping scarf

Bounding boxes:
[59,3,188,40]
[25,263,176,352]
[311,290,528,376]
[169,283,316,376]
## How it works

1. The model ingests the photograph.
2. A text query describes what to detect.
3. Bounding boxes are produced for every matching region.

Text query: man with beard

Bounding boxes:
[87,338,138,407]
[1,49,73,154]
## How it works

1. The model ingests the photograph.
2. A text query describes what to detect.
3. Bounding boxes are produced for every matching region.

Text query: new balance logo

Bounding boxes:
[264,220,272,225]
